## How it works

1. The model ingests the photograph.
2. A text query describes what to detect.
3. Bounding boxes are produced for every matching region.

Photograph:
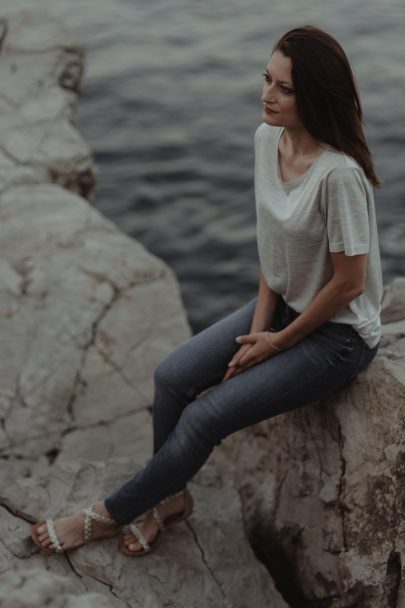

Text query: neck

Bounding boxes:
[281,126,326,158]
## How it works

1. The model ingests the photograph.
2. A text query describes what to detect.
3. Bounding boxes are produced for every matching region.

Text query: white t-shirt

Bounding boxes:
[254,122,383,349]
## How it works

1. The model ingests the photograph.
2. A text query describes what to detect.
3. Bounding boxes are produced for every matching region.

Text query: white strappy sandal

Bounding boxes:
[31,504,120,554]
[119,489,194,557]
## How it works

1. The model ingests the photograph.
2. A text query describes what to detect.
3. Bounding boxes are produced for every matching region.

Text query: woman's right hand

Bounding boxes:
[221,343,254,383]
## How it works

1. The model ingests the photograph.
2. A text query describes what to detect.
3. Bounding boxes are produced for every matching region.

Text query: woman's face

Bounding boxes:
[261,50,302,128]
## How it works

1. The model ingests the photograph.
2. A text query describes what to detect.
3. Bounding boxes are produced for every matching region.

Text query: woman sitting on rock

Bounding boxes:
[31,24,383,557]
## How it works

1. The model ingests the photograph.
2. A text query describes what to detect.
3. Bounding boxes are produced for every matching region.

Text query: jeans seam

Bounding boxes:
[225,354,344,431]
[345,342,366,385]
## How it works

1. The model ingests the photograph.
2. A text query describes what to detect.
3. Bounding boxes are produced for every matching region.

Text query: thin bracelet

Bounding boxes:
[264,331,283,352]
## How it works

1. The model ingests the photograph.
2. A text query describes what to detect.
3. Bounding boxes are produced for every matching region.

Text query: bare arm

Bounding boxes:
[234,251,368,370]
[249,268,280,333]
[276,251,368,349]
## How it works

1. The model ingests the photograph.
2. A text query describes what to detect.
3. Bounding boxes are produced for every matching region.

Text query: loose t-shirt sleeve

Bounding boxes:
[321,166,370,256]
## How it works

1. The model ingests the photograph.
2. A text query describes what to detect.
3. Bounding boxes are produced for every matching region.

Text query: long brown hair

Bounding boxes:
[273,25,382,187]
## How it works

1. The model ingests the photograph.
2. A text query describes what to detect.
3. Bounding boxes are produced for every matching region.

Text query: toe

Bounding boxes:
[37,530,48,541]
[124,536,136,547]
[41,537,52,548]
[124,533,141,551]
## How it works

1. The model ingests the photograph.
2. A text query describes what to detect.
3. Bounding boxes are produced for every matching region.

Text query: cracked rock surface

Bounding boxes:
[213,278,405,608]
[1,462,285,608]
[0,10,93,198]
[0,9,287,608]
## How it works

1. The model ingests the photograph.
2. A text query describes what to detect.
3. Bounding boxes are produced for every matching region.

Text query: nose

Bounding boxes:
[261,81,276,104]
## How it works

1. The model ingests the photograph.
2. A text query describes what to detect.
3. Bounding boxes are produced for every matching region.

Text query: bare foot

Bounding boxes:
[121,492,187,553]
[34,501,120,551]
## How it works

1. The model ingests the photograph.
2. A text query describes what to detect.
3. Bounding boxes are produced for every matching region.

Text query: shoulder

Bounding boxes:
[319,152,372,197]
[254,122,282,147]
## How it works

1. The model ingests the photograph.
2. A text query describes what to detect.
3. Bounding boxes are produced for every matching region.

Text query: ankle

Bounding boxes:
[95,501,118,524]
[159,490,186,507]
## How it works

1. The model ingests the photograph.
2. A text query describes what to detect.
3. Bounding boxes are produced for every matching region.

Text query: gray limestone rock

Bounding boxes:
[212,278,405,608]
[0,183,288,608]
[381,277,405,323]
[0,9,287,608]
[0,182,189,463]
[0,567,122,608]
[1,460,286,608]
[0,10,93,198]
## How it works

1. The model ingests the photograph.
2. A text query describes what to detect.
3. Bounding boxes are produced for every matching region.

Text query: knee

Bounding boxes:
[153,351,187,396]
[154,347,200,402]
[153,356,171,388]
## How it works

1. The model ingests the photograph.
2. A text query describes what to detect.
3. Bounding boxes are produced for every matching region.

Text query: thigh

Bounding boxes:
[179,327,368,441]
[155,296,258,400]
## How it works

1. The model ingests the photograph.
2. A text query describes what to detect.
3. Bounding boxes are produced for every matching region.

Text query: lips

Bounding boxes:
[264,105,278,114]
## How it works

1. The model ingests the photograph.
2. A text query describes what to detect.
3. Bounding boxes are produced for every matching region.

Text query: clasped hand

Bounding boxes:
[221,330,283,383]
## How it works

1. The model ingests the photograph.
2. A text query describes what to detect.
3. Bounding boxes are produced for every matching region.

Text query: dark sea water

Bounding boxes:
[3,0,405,333]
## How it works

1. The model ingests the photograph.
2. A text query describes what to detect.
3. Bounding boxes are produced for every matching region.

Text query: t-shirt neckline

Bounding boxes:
[276,127,327,186]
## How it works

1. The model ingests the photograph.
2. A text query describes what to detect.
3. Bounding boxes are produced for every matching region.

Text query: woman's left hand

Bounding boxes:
[229,331,284,373]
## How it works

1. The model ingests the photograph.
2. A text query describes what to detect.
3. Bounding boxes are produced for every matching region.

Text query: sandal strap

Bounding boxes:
[158,490,185,506]
[45,519,63,553]
[80,504,117,543]
[127,523,151,553]
[151,506,165,530]
[151,489,186,531]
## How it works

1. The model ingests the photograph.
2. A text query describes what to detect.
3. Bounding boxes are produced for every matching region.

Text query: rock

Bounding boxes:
[0,10,287,608]
[0,182,190,462]
[0,10,93,198]
[1,10,81,54]
[0,567,122,608]
[1,460,286,608]
[0,568,125,608]
[212,278,405,608]
[381,277,405,323]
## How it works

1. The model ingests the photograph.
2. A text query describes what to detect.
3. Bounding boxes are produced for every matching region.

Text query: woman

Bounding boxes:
[31,25,383,557]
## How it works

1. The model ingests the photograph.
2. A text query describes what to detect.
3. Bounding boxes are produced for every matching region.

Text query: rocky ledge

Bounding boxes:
[0,10,286,608]
[212,277,405,608]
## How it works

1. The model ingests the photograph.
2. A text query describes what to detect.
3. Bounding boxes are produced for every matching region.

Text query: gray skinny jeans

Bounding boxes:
[104,295,379,524]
